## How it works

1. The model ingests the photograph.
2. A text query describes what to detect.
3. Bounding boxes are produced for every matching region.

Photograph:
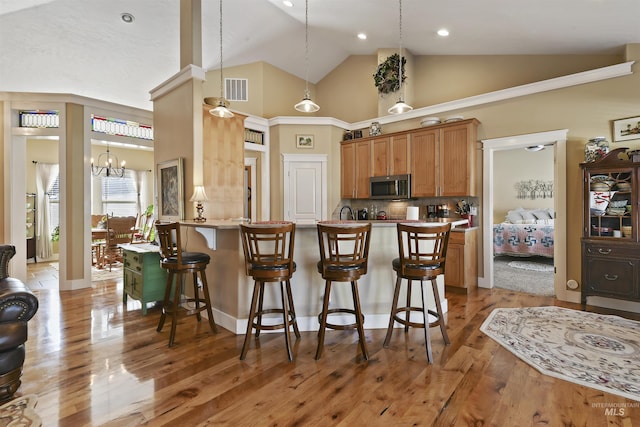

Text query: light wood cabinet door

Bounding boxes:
[440,122,476,196]
[372,137,390,177]
[390,134,410,175]
[444,229,478,293]
[341,142,356,198]
[410,128,438,197]
[354,140,371,198]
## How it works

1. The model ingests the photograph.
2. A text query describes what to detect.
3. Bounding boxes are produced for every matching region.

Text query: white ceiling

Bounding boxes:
[1,0,639,111]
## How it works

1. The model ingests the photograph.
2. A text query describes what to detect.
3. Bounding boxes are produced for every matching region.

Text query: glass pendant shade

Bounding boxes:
[295,90,320,113]
[388,98,413,115]
[209,99,234,118]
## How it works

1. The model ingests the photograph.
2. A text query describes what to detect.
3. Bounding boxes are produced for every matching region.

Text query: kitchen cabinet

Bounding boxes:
[371,134,410,177]
[341,139,371,199]
[122,244,168,315]
[26,193,36,262]
[444,228,478,293]
[410,119,479,197]
[581,148,639,304]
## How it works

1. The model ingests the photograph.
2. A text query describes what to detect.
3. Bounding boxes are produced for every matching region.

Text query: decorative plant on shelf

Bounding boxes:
[373,53,407,94]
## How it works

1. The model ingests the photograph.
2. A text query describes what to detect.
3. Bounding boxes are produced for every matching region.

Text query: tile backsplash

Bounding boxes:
[335,197,479,220]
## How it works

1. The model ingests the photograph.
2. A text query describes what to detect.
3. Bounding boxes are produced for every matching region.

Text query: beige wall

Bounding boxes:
[0,101,4,244]
[493,148,554,223]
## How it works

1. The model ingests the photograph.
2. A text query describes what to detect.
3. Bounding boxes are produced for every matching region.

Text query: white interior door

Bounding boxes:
[283,154,327,224]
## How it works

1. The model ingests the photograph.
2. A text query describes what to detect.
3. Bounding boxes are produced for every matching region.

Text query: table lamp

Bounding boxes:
[190,185,209,222]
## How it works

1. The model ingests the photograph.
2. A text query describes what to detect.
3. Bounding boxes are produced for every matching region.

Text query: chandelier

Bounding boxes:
[91,144,126,177]
[388,0,413,115]
[294,0,320,113]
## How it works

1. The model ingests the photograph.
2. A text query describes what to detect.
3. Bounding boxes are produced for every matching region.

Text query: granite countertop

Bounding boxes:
[180,217,472,230]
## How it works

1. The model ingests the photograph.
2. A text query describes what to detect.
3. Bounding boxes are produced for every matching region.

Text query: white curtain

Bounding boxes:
[35,163,59,259]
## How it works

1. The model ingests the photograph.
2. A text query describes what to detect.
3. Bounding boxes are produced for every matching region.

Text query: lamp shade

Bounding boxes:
[190,185,209,202]
[388,99,413,115]
[294,95,320,113]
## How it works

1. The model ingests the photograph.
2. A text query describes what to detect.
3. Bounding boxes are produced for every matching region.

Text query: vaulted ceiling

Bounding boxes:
[1,0,638,111]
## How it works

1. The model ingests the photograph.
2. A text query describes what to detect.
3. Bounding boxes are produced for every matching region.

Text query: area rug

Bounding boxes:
[507,260,554,272]
[493,256,554,296]
[481,306,640,401]
[0,394,41,426]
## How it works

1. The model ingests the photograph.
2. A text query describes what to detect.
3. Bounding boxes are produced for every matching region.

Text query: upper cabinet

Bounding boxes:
[341,139,371,199]
[371,134,410,177]
[341,119,480,199]
[411,119,479,197]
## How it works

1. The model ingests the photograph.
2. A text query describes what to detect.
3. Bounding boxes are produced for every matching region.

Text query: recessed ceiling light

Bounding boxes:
[437,28,449,37]
[121,13,135,23]
[357,33,367,40]
[283,1,293,7]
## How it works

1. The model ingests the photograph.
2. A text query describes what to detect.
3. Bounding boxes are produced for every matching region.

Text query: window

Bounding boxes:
[99,170,138,217]
[48,175,60,235]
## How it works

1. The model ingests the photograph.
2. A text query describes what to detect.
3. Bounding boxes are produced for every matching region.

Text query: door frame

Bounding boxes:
[480,129,578,303]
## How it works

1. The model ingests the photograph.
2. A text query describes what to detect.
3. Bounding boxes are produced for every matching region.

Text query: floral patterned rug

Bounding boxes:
[481,306,640,401]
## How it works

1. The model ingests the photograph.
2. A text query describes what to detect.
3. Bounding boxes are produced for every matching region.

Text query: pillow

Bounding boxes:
[532,209,552,220]
[519,210,536,221]
[505,210,523,223]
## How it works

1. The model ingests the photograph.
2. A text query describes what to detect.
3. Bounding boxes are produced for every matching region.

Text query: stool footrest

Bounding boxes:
[252,308,297,331]
[318,308,364,331]
[392,307,442,329]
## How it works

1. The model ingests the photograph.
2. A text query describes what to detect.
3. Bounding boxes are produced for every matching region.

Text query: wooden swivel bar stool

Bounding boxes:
[155,222,218,347]
[383,222,451,363]
[316,223,371,360]
[239,222,300,361]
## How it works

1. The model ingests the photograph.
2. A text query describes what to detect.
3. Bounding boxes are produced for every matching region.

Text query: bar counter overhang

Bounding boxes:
[178,218,468,334]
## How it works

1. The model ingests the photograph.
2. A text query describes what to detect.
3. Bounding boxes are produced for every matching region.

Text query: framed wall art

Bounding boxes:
[296,134,314,149]
[613,116,640,142]
[157,158,184,221]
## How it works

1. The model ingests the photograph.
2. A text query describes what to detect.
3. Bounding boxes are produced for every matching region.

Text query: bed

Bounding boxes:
[493,208,554,258]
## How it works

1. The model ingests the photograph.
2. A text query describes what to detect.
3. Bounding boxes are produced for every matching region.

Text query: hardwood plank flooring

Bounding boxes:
[19,262,640,426]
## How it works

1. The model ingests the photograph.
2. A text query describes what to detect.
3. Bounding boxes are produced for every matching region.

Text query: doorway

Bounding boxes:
[481,129,569,300]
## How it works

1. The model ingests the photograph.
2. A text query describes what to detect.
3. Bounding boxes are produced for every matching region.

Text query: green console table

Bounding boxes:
[120,243,167,315]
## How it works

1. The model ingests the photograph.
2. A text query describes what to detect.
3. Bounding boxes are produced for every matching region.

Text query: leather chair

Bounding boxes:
[0,245,39,401]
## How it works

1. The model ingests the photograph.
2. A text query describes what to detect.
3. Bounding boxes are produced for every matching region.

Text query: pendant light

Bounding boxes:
[388,0,413,115]
[209,0,234,118]
[294,0,320,113]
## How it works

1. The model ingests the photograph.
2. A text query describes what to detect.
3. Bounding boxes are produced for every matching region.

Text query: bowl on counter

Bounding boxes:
[616,182,632,191]
[420,117,441,127]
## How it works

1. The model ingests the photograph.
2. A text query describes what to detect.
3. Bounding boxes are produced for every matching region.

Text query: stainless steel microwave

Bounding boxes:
[370,174,411,200]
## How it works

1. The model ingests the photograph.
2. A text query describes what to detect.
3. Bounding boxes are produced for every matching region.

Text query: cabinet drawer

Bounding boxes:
[123,250,144,272]
[584,257,637,299]
[585,244,635,258]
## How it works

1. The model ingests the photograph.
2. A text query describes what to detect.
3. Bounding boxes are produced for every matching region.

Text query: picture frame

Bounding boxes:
[157,158,184,221]
[613,116,640,142]
[296,134,314,149]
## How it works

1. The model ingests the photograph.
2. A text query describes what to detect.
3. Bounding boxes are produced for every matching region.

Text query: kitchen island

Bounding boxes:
[179,218,468,334]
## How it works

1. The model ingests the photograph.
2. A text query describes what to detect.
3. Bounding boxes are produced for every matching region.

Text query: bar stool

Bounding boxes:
[383,222,451,363]
[316,223,371,360]
[155,221,218,347]
[239,222,300,361]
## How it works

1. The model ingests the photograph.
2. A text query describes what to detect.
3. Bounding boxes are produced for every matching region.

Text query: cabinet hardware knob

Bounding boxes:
[604,274,618,281]
[598,248,612,255]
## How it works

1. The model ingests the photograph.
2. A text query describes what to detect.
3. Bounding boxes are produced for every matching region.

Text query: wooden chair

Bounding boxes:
[132,212,154,243]
[91,214,107,265]
[315,223,371,360]
[100,215,136,271]
[155,221,217,347]
[383,223,451,363]
[239,222,300,361]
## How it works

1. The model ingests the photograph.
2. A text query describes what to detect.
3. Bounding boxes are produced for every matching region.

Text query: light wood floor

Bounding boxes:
[19,262,640,426]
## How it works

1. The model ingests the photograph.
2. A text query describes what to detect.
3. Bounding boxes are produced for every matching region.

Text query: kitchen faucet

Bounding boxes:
[339,205,354,220]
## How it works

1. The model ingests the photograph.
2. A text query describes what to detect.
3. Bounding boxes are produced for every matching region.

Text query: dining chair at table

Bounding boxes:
[100,215,137,271]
